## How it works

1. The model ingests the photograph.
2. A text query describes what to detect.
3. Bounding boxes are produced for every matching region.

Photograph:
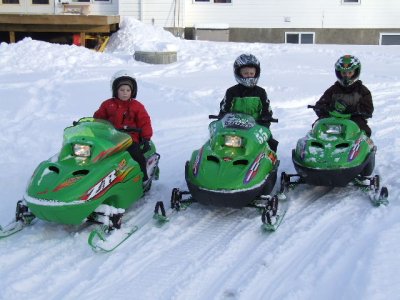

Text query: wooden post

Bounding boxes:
[80,32,86,47]
[9,31,16,43]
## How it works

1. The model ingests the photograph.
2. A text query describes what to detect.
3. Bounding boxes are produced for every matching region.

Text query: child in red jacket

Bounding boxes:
[94,70,153,181]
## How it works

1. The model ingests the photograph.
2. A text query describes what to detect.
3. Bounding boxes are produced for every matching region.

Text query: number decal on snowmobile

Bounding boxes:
[255,128,270,144]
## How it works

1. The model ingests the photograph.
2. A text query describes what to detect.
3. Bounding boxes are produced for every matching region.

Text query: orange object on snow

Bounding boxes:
[73,34,81,46]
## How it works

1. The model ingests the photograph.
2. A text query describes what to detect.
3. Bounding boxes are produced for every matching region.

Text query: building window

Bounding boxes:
[342,0,360,4]
[32,0,49,4]
[285,32,315,44]
[194,0,232,3]
[2,0,19,3]
[380,33,400,45]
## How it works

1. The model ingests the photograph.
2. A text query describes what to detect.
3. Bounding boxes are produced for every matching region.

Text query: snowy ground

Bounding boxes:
[0,18,399,300]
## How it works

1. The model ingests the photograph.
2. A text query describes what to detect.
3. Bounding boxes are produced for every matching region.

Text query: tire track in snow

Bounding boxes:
[62,203,264,299]
[165,186,335,300]
[223,190,388,300]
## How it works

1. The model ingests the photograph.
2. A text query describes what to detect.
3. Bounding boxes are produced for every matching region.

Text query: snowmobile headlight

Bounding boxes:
[224,135,242,148]
[73,144,91,157]
[326,125,342,135]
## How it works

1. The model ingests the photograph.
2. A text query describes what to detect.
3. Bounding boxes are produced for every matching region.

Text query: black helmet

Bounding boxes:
[334,55,361,87]
[110,69,138,98]
[233,54,261,88]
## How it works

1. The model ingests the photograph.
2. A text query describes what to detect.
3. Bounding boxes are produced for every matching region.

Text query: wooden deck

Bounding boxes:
[0,14,120,46]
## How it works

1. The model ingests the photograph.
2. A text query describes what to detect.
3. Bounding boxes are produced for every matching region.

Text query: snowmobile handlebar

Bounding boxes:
[259,117,278,124]
[119,126,142,133]
[307,105,371,118]
[208,114,278,123]
[73,122,142,133]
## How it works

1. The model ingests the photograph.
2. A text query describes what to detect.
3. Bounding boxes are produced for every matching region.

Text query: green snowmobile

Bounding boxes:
[0,117,160,251]
[280,105,388,206]
[154,113,285,230]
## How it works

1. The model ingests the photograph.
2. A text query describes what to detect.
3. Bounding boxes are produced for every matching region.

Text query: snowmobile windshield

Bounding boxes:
[222,113,256,130]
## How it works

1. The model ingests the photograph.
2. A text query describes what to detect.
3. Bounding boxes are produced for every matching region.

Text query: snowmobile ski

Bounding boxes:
[369,187,389,206]
[353,175,389,206]
[0,200,35,239]
[0,221,26,239]
[153,201,169,224]
[261,211,287,231]
[88,224,138,253]
[257,194,288,231]
[153,188,194,227]
[280,172,389,208]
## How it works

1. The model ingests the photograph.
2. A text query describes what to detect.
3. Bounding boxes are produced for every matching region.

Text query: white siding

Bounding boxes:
[119,0,184,28]
[0,0,54,14]
[323,0,400,28]
[0,0,118,15]
[183,0,400,28]
[87,1,118,16]
[1,0,398,29]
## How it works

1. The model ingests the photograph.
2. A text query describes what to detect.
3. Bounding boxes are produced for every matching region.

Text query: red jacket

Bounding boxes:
[93,97,153,143]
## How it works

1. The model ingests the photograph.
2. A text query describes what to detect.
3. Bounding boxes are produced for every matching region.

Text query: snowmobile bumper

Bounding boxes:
[24,195,101,225]
[186,169,277,208]
[292,150,375,187]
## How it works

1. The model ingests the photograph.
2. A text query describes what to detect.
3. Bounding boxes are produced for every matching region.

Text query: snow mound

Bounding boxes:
[0,37,123,72]
[106,17,180,54]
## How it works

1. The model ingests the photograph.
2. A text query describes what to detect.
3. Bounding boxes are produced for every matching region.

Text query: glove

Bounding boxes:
[313,105,329,117]
[257,117,271,128]
[141,139,151,153]
[217,111,226,120]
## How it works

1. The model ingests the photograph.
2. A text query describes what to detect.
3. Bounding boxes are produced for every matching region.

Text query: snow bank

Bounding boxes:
[106,17,180,54]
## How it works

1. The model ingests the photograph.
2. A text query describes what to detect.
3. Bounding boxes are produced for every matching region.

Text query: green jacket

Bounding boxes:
[220,84,272,121]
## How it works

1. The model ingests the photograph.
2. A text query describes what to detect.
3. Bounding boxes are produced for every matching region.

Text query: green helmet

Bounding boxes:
[334,55,361,87]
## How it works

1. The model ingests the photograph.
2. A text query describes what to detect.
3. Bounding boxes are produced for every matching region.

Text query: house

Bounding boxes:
[0,0,121,47]
[1,0,399,46]
[134,0,400,45]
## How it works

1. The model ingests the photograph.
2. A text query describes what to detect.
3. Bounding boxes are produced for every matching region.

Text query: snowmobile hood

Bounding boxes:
[293,116,375,170]
[186,113,278,191]
[26,154,139,202]
[188,146,277,191]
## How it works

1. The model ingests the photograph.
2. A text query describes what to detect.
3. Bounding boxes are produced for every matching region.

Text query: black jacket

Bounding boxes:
[314,80,374,136]
[315,80,373,119]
